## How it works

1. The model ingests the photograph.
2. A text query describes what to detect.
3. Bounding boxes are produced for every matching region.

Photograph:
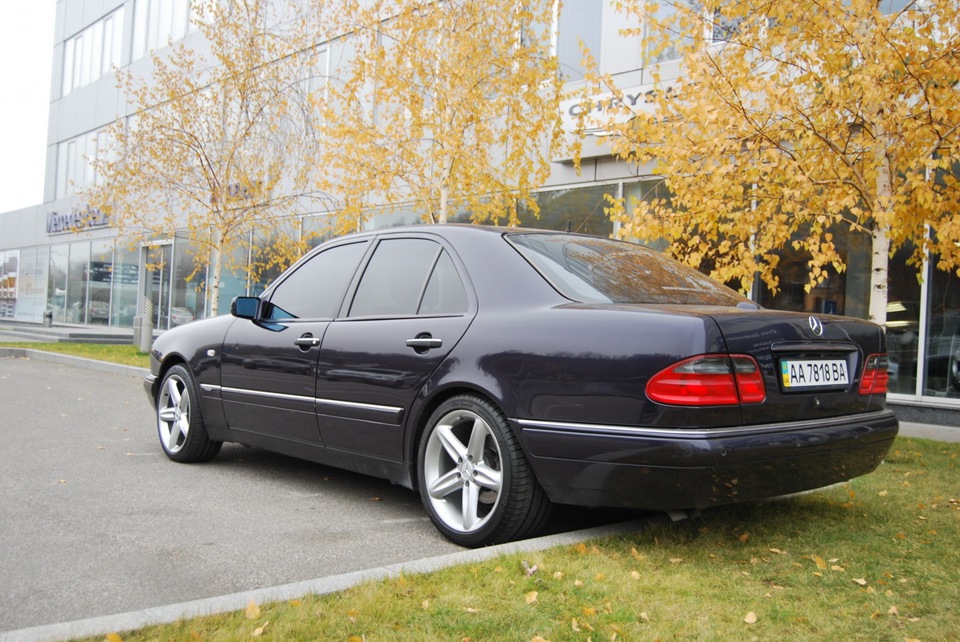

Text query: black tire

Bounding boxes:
[156,364,222,463]
[417,394,552,547]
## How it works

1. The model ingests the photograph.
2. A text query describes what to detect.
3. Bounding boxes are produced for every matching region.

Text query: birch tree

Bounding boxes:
[318,0,565,226]
[89,0,328,316]
[587,0,960,323]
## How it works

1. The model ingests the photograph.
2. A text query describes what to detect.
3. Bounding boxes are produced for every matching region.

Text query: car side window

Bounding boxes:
[420,249,468,315]
[349,238,467,317]
[265,241,368,320]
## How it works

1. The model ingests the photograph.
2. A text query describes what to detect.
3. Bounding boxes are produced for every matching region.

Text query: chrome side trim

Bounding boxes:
[218,385,402,414]
[516,410,896,441]
[314,397,402,414]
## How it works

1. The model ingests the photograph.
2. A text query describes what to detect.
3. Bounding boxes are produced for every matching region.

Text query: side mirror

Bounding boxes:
[231,296,261,320]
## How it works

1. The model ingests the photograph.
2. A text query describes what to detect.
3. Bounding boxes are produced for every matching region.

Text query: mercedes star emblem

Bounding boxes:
[808,315,824,337]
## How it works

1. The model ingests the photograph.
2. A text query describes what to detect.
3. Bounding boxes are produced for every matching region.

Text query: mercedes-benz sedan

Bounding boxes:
[144,225,898,547]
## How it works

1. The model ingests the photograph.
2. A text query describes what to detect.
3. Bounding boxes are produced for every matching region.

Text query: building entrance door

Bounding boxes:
[140,243,172,331]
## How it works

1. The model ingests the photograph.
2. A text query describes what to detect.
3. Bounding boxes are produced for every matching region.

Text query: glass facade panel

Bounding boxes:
[216,244,249,316]
[66,242,90,323]
[170,237,204,326]
[519,185,616,236]
[557,3,601,80]
[144,244,172,330]
[755,224,871,318]
[884,245,922,395]
[112,244,139,327]
[61,7,124,96]
[0,251,19,319]
[922,258,960,398]
[16,247,49,323]
[88,240,113,324]
[48,245,69,323]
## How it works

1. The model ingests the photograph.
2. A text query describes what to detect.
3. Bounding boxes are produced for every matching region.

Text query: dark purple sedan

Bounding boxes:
[144,225,898,546]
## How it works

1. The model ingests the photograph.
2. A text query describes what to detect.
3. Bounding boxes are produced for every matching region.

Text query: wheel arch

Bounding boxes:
[152,353,189,402]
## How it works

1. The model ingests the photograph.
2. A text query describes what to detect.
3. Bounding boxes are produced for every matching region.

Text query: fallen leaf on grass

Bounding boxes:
[811,554,827,570]
[245,600,261,620]
[106,634,123,642]
[525,591,539,605]
[252,621,269,637]
[744,612,758,624]
[853,578,868,586]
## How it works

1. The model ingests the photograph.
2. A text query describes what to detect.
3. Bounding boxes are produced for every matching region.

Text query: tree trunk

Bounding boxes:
[438,183,449,224]
[209,228,223,317]
[868,143,894,326]
[868,224,890,326]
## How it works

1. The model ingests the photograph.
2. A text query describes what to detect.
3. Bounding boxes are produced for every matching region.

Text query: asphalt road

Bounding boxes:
[0,356,642,634]
[0,357,468,632]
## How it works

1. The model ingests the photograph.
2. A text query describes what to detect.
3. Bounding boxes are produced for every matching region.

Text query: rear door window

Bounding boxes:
[349,238,467,317]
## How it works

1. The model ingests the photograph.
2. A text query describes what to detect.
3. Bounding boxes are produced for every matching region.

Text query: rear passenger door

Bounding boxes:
[316,235,475,461]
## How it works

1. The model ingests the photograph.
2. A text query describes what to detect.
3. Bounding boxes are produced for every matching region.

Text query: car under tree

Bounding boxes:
[144,225,898,547]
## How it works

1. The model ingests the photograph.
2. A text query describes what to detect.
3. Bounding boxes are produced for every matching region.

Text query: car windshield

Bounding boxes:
[506,232,747,306]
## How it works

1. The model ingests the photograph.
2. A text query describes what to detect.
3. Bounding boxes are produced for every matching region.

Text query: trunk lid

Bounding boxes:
[704,308,888,424]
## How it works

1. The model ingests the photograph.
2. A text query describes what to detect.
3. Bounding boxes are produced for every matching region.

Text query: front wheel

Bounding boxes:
[417,395,551,547]
[156,364,222,463]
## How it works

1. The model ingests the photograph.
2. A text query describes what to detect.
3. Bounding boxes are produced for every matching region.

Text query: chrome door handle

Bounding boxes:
[294,335,321,348]
[406,337,442,350]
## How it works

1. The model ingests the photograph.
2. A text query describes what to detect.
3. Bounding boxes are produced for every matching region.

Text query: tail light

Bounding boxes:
[646,354,766,406]
[859,354,890,395]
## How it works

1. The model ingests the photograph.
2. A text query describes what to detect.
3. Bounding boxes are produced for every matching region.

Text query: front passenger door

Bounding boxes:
[220,240,369,445]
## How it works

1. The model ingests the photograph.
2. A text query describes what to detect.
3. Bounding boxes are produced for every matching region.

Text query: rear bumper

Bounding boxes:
[514,410,899,510]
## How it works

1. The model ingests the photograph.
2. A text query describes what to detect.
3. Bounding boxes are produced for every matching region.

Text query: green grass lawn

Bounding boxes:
[80,438,957,642]
[0,341,150,368]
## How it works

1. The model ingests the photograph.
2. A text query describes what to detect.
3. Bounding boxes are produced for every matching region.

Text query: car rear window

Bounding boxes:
[506,232,747,306]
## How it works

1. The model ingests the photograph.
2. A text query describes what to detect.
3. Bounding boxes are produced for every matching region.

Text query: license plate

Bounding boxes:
[780,359,849,390]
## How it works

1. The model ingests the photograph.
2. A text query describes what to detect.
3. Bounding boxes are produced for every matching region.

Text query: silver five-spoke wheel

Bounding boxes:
[158,371,191,455]
[155,364,221,463]
[418,394,551,547]
[422,408,504,534]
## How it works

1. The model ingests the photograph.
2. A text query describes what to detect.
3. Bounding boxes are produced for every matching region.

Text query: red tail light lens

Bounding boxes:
[859,354,890,395]
[646,354,766,406]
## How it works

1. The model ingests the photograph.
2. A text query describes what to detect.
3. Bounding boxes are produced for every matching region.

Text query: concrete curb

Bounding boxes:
[0,518,652,642]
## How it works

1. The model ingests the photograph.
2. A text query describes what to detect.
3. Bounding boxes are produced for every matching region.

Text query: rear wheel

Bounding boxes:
[156,364,222,463]
[417,394,551,547]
